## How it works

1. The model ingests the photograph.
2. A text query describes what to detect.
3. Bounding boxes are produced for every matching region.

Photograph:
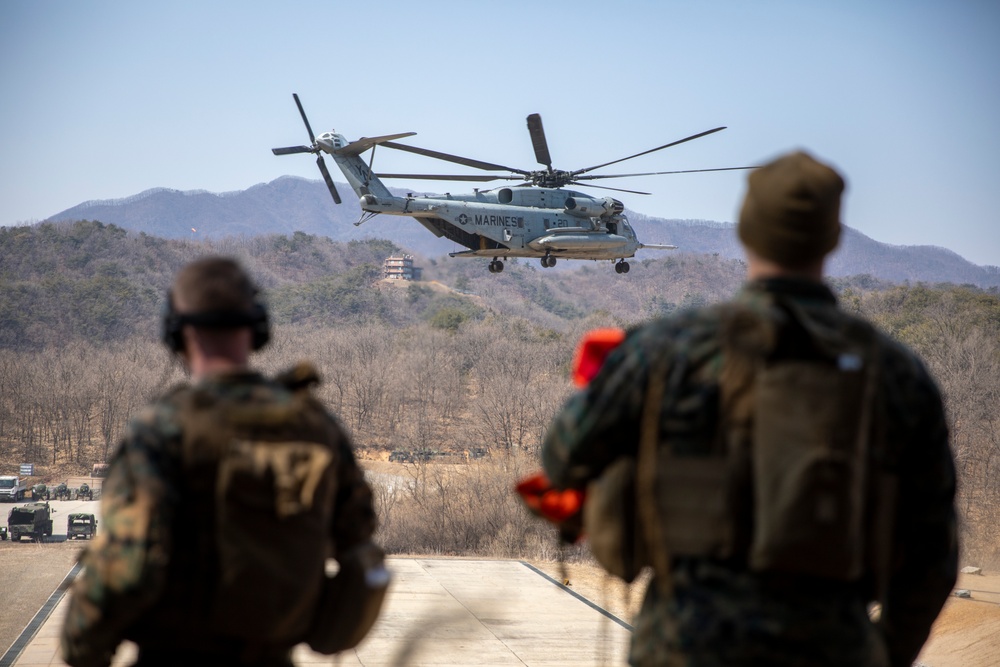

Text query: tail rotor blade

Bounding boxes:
[316,156,342,204]
[272,145,314,156]
[526,113,552,168]
[293,93,317,144]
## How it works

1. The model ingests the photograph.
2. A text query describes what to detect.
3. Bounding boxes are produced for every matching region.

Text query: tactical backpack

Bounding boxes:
[723,298,883,580]
[175,366,387,652]
[585,296,893,589]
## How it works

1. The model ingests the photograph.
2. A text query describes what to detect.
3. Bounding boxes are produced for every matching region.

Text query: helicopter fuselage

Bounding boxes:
[271,97,759,273]
[321,131,644,261]
[357,188,640,260]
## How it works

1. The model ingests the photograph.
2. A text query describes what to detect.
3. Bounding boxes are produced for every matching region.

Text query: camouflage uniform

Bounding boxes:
[543,278,957,667]
[61,368,376,667]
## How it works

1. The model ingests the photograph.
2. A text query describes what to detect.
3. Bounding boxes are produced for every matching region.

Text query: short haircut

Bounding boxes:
[172,256,257,315]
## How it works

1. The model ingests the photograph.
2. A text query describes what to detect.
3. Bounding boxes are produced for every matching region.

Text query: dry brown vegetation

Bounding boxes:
[1,222,999,567]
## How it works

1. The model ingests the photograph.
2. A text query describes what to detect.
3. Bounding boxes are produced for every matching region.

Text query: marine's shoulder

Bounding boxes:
[620,305,735,367]
[128,384,190,437]
[872,327,938,388]
[630,303,730,343]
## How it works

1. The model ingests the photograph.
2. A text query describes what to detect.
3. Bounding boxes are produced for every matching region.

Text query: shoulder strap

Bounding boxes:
[637,353,671,595]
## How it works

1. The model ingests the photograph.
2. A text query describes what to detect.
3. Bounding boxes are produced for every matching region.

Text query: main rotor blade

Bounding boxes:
[293,93,316,144]
[526,113,552,168]
[381,142,528,175]
[575,165,760,180]
[566,181,651,195]
[272,145,314,156]
[573,127,728,176]
[316,156,342,204]
[375,173,519,182]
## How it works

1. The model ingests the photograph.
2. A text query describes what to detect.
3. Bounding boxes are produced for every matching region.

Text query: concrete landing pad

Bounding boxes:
[9,558,632,666]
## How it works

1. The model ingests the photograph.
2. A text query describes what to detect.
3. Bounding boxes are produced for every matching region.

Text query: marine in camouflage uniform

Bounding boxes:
[542,152,957,667]
[61,258,377,667]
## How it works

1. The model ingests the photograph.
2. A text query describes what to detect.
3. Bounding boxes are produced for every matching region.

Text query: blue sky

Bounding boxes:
[2,1,998,266]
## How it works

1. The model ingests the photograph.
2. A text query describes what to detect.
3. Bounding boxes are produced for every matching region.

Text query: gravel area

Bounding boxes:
[0,499,100,657]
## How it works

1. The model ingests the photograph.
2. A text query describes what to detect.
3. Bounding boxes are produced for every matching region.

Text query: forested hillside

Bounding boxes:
[0,220,752,349]
[1,220,998,565]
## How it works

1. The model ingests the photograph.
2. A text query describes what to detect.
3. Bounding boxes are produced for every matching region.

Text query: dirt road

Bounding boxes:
[0,499,99,656]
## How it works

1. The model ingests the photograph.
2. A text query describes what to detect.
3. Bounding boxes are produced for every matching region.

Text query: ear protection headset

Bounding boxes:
[161,289,271,353]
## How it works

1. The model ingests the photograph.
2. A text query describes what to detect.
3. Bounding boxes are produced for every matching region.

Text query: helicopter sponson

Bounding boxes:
[528,233,630,252]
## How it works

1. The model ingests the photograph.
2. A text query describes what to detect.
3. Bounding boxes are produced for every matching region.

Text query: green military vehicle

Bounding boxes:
[8,503,55,542]
[53,483,70,501]
[78,483,93,501]
[67,513,98,539]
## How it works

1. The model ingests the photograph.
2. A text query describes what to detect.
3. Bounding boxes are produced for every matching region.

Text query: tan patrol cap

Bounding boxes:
[738,151,845,266]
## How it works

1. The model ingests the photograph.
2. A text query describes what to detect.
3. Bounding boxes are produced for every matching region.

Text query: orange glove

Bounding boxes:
[515,472,585,543]
[515,472,585,523]
[571,328,626,388]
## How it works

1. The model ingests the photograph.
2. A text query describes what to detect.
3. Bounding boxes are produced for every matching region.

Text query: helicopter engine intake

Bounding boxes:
[563,196,625,219]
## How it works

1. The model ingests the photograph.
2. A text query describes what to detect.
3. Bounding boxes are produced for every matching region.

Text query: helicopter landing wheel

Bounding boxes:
[489,259,504,273]
[541,255,556,268]
[615,261,630,274]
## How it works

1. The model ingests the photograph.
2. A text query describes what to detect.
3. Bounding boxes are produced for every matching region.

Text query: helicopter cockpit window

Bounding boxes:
[621,217,637,239]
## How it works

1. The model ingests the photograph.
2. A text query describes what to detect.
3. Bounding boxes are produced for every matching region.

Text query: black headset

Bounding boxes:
[161,289,271,353]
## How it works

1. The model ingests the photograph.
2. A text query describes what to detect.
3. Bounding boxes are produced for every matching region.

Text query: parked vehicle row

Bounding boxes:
[3,502,99,543]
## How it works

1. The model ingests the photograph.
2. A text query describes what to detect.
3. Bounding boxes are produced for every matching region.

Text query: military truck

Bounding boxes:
[33,483,49,500]
[8,503,55,542]
[78,483,93,501]
[53,483,70,500]
[67,513,98,539]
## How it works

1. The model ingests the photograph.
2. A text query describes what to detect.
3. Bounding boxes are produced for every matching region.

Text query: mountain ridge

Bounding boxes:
[43,176,1000,288]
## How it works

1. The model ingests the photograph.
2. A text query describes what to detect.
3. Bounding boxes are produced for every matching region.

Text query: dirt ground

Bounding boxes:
[531,559,649,625]
[0,529,86,656]
[914,571,1000,667]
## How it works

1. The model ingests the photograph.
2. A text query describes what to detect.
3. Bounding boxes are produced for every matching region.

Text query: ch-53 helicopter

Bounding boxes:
[273,94,754,274]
